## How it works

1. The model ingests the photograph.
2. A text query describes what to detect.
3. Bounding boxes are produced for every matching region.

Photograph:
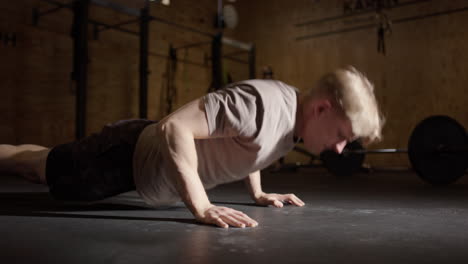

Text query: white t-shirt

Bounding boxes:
[133,80,299,207]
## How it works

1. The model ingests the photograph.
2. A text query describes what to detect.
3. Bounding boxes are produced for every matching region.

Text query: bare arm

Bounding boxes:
[158,98,257,228]
[244,170,264,200]
[159,99,211,217]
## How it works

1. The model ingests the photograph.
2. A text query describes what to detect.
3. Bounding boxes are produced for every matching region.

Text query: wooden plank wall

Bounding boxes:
[4,0,466,168]
[0,0,247,147]
[231,0,468,167]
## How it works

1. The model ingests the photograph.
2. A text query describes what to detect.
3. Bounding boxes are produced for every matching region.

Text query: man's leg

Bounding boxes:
[0,144,51,184]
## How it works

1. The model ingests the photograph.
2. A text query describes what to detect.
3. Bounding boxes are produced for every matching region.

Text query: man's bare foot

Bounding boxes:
[0,144,50,184]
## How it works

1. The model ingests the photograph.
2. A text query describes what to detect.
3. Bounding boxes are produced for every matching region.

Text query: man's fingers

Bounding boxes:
[290,199,304,206]
[232,210,248,217]
[283,194,305,207]
[231,210,258,227]
[206,207,259,228]
[222,215,247,228]
[214,217,229,228]
[290,194,305,205]
[232,212,258,227]
[289,197,305,206]
[233,213,258,226]
[296,197,305,206]
[273,199,283,208]
[255,193,305,208]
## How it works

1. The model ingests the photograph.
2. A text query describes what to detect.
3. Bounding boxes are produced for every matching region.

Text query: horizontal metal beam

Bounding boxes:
[174,41,211,50]
[34,0,72,26]
[41,0,148,17]
[296,5,468,41]
[89,19,139,35]
[392,5,468,24]
[206,54,249,64]
[42,0,73,8]
[223,49,249,57]
[222,37,253,51]
[296,23,375,41]
[33,5,66,26]
[97,18,141,32]
[295,0,432,27]
[148,51,210,68]
[37,6,65,16]
[37,0,253,51]
[148,16,254,51]
[223,55,249,64]
[148,15,215,38]
[91,0,140,17]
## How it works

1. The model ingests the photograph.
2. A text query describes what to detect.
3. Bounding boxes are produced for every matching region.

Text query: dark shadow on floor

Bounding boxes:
[1,210,197,225]
[0,192,197,225]
[0,192,151,210]
[211,201,299,207]
[211,201,264,207]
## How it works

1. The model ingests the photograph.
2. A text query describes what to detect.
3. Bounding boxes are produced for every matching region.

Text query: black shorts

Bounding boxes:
[46,119,156,202]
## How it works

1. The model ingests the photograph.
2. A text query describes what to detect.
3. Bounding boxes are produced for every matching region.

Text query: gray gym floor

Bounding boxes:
[2,168,468,264]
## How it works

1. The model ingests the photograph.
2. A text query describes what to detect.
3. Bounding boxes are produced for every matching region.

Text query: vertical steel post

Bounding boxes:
[72,0,89,139]
[249,44,256,79]
[139,5,149,119]
[210,33,223,92]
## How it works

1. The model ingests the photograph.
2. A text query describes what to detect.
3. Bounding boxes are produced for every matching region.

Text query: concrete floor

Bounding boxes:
[1,168,468,264]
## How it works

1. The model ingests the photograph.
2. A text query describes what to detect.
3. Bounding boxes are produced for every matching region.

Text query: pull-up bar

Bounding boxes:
[222,37,253,51]
[91,0,142,17]
[38,0,254,50]
[93,0,254,51]
[37,0,254,51]
[34,0,255,140]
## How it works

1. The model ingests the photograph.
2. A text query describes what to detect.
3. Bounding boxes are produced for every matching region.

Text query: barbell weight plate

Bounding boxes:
[408,115,468,185]
[320,140,365,176]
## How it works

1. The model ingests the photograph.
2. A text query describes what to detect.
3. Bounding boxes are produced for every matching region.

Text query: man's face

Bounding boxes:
[301,100,354,155]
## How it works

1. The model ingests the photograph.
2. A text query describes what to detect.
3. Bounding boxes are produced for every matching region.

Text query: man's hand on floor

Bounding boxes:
[254,192,305,208]
[196,205,259,228]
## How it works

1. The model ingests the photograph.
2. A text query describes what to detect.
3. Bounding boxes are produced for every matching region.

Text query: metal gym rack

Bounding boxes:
[33,0,256,139]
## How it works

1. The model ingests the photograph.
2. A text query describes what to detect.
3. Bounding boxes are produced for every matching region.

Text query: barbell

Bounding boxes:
[320,115,468,185]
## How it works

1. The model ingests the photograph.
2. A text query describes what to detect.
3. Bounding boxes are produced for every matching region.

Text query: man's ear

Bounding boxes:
[309,98,332,118]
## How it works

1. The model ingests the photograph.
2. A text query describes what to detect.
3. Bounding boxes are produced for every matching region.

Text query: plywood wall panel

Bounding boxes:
[233,0,468,167]
[1,0,239,146]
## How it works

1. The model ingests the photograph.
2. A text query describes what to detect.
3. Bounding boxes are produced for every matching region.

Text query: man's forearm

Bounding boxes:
[160,122,212,218]
[244,170,264,200]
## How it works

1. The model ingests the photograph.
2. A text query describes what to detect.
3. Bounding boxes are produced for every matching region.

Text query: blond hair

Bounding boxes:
[309,66,384,144]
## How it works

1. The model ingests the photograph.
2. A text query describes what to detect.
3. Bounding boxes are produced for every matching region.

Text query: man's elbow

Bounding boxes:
[159,120,193,140]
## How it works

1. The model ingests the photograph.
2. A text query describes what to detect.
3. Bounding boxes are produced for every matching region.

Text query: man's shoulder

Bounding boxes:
[236,79,294,88]
[232,79,298,97]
